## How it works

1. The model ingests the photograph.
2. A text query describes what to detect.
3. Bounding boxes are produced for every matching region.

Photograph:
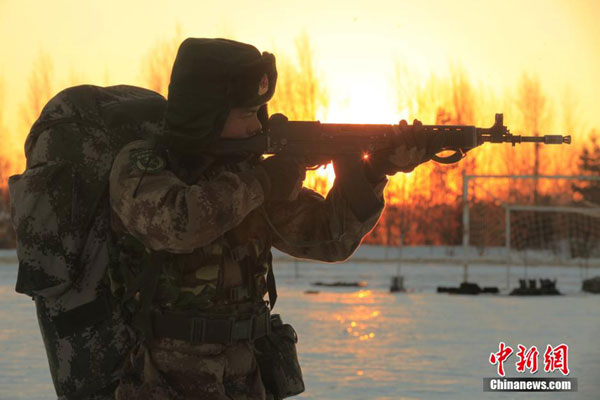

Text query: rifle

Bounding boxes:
[211,113,570,162]
[210,113,571,221]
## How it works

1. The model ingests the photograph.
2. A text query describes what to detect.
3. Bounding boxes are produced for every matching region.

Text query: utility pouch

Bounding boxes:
[254,314,305,399]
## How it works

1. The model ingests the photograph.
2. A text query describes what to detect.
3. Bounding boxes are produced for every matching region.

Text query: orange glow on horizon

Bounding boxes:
[1,1,595,249]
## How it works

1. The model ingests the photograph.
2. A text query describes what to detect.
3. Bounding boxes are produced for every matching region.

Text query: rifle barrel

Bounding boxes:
[517,135,571,144]
[479,134,571,145]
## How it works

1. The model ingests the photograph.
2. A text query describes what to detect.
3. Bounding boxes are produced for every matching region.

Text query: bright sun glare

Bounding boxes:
[319,80,411,125]
[311,80,412,184]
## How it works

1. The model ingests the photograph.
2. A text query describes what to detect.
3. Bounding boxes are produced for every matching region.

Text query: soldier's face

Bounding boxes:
[220,106,263,139]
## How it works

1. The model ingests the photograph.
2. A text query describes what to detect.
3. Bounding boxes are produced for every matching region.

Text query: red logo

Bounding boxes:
[515,345,539,374]
[489,342,513,377]
[543,344,570,375]
[490,342,570,376]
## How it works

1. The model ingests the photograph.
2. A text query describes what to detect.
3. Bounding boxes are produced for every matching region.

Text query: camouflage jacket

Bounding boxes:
[109,139,386,311]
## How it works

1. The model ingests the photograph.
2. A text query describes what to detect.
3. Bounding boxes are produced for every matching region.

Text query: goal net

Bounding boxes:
[466,175,600,269]
[508,205,600,268]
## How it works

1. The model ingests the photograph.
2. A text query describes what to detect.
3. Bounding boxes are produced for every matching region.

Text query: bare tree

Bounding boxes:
[537,84,582,196]
[0,77,5,148]
[140,26,183,97]
[294,32,329,120]
[19,51,54,133]
[268,33,330,196]
[573,130,600,205]
[269,32,329,120]
[515,73,552,203]
[267,56,299,118]
[551,85,581,176]
[0,77,16,247]
[449,64,475,125]
[13,51,55,180]
[0,76,9,184]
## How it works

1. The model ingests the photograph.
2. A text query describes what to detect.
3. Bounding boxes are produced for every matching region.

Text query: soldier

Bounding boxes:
[109,38,427,399]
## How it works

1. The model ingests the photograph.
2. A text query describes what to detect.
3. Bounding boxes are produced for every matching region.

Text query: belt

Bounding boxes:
[152,307,271,345]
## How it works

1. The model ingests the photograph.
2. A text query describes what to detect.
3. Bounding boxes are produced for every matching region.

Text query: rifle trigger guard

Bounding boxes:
[431,149,465,164]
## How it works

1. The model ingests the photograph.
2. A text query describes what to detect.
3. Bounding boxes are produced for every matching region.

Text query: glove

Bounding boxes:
[364,119,435,182]
[253,155,306,202]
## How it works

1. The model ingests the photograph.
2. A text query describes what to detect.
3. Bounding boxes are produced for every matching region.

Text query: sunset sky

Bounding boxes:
[0,0,599,150]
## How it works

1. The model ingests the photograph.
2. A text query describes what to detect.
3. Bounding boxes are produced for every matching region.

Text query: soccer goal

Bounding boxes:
[462,174,600,283]
[506,204,600,267]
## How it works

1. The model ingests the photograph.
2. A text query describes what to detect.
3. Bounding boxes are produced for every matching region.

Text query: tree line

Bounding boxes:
[0,32,598,249]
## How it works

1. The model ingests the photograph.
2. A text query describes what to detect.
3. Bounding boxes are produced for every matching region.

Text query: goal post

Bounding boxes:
[462,173,600,283]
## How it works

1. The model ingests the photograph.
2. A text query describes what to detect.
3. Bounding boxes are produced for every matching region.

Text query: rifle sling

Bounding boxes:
[131,251,166,343]
[266,252,277,309]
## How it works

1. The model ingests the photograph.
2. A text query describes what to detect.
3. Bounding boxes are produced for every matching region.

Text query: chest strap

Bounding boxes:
[266,252,277,309]
[152,306,271,345]
[216,238,278,309]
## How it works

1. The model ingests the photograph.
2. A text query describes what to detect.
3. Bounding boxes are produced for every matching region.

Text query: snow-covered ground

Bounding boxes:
[1,250,599,400]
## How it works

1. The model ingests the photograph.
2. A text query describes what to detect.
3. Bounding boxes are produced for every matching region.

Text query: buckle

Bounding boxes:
[229,286,250,301]
[230,245,249,262]
[182,307,272,344]
[203,318,233,344]
[189,318,205,344]
[251,307,271,340]
[231,316,254,341]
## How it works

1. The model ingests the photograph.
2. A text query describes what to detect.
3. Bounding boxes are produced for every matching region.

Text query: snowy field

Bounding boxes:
[1,247,599,400]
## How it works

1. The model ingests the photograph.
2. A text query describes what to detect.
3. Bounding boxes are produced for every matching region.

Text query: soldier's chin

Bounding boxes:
[220,131,259,140]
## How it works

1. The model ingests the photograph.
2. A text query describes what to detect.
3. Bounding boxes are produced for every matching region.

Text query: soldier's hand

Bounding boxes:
[364,119,429,181]
[256,155,306,202]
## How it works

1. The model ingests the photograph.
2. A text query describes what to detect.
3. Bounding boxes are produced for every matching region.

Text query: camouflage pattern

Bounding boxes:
[110,140,265,254]
[110,139,385,310]
[9,85,167,398]
[116,340,268,400]
[254,315,305,398]
[109,139,386,398]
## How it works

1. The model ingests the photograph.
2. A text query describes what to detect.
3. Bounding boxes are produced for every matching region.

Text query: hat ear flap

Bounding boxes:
[257,104,269,129]
[229,53,277,107]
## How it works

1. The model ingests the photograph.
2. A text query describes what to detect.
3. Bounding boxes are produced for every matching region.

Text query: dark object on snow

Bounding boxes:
[437,282,499,295]
[304,290,320,295]
[450,282,480,295]
[582,276,600,294]
[390,276,405,293]
[312,281,367,287]
[510,278,561,296]
[482,286,499,293]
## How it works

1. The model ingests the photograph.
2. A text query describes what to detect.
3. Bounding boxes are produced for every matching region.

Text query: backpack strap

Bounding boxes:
[130,251,166,343]
[45,184,113,338]
[265,251,277,310]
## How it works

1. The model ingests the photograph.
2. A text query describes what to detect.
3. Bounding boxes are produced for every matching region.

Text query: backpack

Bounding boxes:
[8,84,167,398]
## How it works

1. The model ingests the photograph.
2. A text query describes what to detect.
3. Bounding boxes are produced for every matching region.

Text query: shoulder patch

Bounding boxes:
[130,148,166,173]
